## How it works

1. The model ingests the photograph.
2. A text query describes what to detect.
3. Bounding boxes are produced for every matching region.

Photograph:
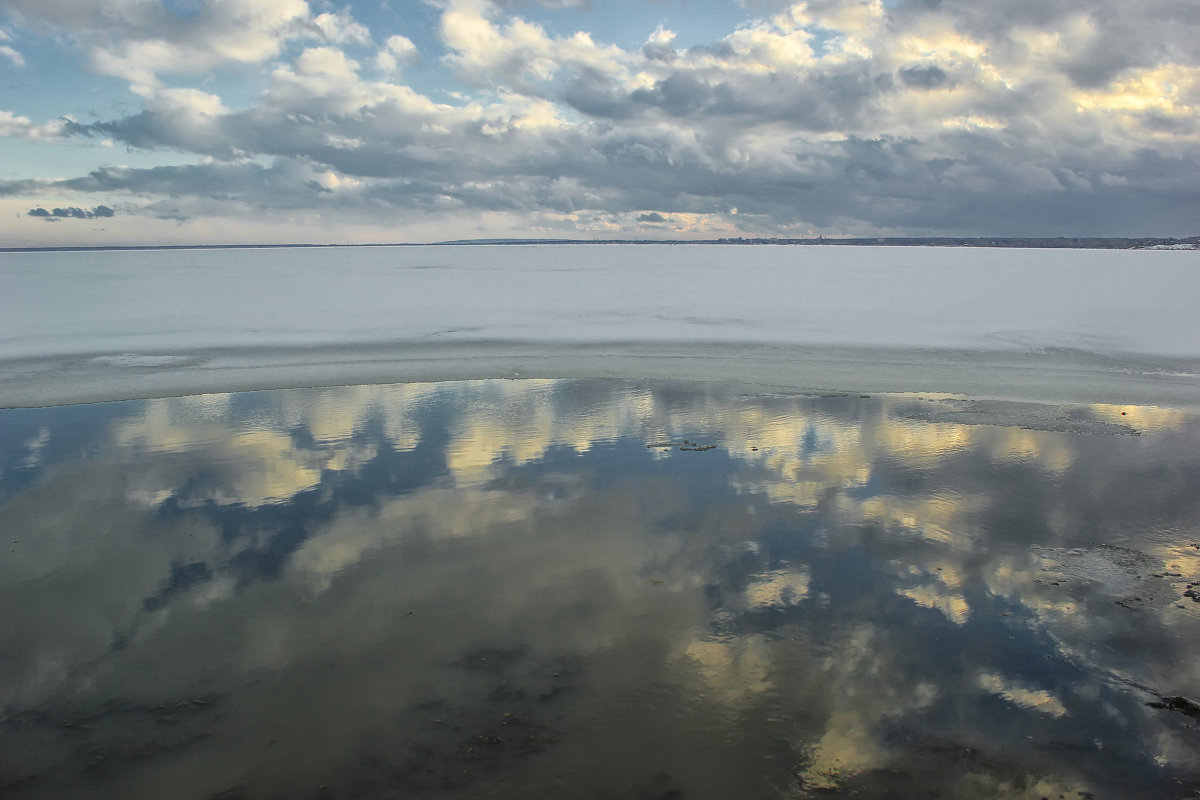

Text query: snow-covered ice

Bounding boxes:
[1,244,1198,408]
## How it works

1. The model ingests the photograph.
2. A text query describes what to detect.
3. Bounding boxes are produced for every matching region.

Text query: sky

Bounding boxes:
[0,0,1197,246]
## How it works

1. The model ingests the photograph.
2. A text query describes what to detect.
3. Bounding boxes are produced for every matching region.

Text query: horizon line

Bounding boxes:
[4,234,1199,254]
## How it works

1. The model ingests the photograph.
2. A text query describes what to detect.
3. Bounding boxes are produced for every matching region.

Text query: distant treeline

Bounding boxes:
[4,236,1198,253]
[443,236,1200,249]
[717,236,1200,249]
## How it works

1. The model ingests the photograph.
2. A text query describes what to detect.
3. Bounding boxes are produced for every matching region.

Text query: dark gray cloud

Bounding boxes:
[898,65,948,90]
[561,57,887,132]
[26,205,115,220]
[641,40,676,63]
[32,104,1200,237]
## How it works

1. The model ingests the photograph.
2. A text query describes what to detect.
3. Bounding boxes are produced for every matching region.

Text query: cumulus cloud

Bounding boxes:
[375,34,419,75]
[0,0,367,92]
[311,8,371,46]
[0,110,79,141]
[3,0,1199,238]
[439,0,628,92]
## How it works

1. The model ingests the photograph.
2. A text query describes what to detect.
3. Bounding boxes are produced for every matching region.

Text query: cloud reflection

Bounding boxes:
[1,379,1198,798]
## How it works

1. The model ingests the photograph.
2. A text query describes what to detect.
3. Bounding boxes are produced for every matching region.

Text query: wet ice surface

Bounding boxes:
[2,245,1199,409]
[3,379,1200,800]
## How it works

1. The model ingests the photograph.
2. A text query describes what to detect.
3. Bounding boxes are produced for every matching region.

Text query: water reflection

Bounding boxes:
[2,380,1200,799]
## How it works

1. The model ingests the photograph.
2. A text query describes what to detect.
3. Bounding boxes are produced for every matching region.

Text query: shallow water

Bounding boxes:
[2,379,1200,799]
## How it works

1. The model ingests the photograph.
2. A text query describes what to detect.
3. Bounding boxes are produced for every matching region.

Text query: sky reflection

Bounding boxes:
[2,380,1199,799]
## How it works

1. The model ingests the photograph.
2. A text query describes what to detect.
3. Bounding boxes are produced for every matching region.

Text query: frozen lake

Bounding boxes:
[2,245,1198,409]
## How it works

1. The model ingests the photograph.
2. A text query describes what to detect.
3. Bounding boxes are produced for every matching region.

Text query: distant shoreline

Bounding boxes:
[2,236,1198,254]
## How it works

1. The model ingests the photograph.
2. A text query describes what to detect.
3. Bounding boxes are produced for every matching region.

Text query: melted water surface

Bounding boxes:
[2,380,1200,799]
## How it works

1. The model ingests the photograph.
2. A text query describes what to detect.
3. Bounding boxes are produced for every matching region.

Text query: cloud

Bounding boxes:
[439,0,561,89]
[0,0,369,92]
[311,8,371,46]
[641,26,676,63]
[4,0,1200,238]
[439,0,628,92]
[897,64,948,89]
[375,34,419,75]
[27,205,116,220]
[0,39,23,68]
[0,110,77,141]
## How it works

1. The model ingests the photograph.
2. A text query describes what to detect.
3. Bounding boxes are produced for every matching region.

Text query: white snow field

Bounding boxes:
[1,244,1198,408]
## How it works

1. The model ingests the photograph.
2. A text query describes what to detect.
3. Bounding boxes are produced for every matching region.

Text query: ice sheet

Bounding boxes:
[2,245,1198,408]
